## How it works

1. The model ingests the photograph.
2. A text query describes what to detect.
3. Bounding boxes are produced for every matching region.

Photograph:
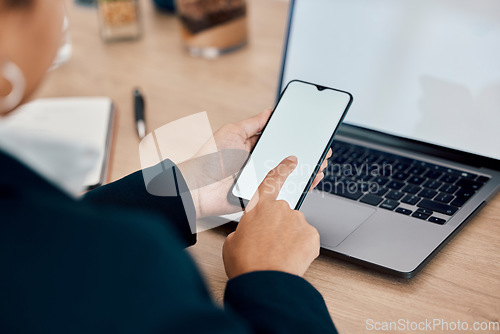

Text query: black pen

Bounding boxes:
[134,88,146,139]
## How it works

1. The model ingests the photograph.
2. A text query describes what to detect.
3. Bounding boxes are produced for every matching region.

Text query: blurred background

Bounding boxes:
[36,0,290,181]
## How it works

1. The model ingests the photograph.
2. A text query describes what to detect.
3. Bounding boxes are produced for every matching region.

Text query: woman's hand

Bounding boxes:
[222,156,320,279]
[180,109,331,218]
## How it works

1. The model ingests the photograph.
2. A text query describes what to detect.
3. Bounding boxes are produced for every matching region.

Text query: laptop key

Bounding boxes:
[439,184,458,194]
[450,189,475,207]
[423,179,442,190]
[370,186,388,196]
[401,194,421,205]
[358,182,371,192]
[333,144,347,154]
[379,157,396,165]
[428,164,448,173]
[393,172,410,181]
[386,180,404,190]
[459,171,477,180]
[409,166,427,175]
[402,184,421,194]
[428,216,447,225]
[372,177,389,186]
[476,175,490,183]
[435,192,454,204]
[455,188,475,197]
[360,194,384,206]
[440,174,459,184]
[380,199,399,211]
[412,212,430,220]
[423,170,442,179]
[416,208,433,216]
[395,207,412,215]
[349,150,364,159]
[455,178,483,191]
[394,162,411,171]
[418,199,458,216]
[408,176,426,185]
[332,155,348,164]
[385,190,404,200]
[329,181,364,200]
[418,188,438,199]
[445,168,462,177]
[360,174,374,182]
[332,189,364,201]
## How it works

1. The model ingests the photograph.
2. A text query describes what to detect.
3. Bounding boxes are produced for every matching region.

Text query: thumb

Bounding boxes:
[237,108,272,138]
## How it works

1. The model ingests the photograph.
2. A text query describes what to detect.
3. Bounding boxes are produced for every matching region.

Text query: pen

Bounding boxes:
[134,88,146,139]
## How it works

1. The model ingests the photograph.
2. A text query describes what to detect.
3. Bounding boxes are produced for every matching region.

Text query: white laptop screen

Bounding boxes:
[281,0,500,160]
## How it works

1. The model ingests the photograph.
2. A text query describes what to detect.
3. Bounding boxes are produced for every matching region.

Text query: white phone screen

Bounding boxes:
[231,80,352,209]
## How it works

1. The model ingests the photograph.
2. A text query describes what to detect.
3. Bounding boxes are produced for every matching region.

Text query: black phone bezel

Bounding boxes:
[227,79,353,210]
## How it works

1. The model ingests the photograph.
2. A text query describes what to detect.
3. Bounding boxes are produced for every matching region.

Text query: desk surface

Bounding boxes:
[36,0,500,332]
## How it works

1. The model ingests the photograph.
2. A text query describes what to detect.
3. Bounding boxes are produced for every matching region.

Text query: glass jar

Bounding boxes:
[175,0,248,58]
[97,0,142,42]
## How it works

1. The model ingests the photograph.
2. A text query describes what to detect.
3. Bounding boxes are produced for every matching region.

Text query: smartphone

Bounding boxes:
[228,80,353,210]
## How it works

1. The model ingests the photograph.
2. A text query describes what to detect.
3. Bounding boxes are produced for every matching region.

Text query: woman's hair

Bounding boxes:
[2,0,33,8]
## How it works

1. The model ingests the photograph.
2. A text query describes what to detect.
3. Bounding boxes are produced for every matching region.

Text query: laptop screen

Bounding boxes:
[281,0,500,161]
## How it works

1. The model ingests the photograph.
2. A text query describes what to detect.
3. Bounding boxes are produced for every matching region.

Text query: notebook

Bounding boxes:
[6,97,115,189]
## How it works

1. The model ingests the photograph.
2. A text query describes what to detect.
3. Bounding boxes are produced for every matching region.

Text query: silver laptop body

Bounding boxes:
[281,0,500,277]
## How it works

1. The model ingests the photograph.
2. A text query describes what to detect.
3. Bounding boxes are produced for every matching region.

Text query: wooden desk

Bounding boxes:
[36,0,500,332]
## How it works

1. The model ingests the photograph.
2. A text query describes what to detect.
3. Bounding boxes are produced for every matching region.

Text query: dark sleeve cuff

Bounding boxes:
[82,159,196,247]
[224,271,337,334]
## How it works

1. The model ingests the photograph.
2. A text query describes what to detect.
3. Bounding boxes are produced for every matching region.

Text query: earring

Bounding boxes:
[0,60,26,113]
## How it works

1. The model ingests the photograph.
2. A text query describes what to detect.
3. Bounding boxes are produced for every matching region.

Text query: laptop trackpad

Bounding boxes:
[300,190,376,248]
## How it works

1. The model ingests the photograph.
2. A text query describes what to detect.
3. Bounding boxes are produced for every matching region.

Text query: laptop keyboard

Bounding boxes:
[317,140,491,225]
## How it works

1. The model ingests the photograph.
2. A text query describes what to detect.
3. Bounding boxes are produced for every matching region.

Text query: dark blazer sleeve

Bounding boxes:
[81,160,337,333]
[2,151,339,333]
[224,271,338,334]
[82,159,196,247]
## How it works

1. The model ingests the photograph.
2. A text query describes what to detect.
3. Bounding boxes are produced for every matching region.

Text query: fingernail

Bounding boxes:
[286,156,298,164]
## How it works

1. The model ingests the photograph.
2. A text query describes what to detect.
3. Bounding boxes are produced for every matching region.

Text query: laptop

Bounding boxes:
[280,0,500,277]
